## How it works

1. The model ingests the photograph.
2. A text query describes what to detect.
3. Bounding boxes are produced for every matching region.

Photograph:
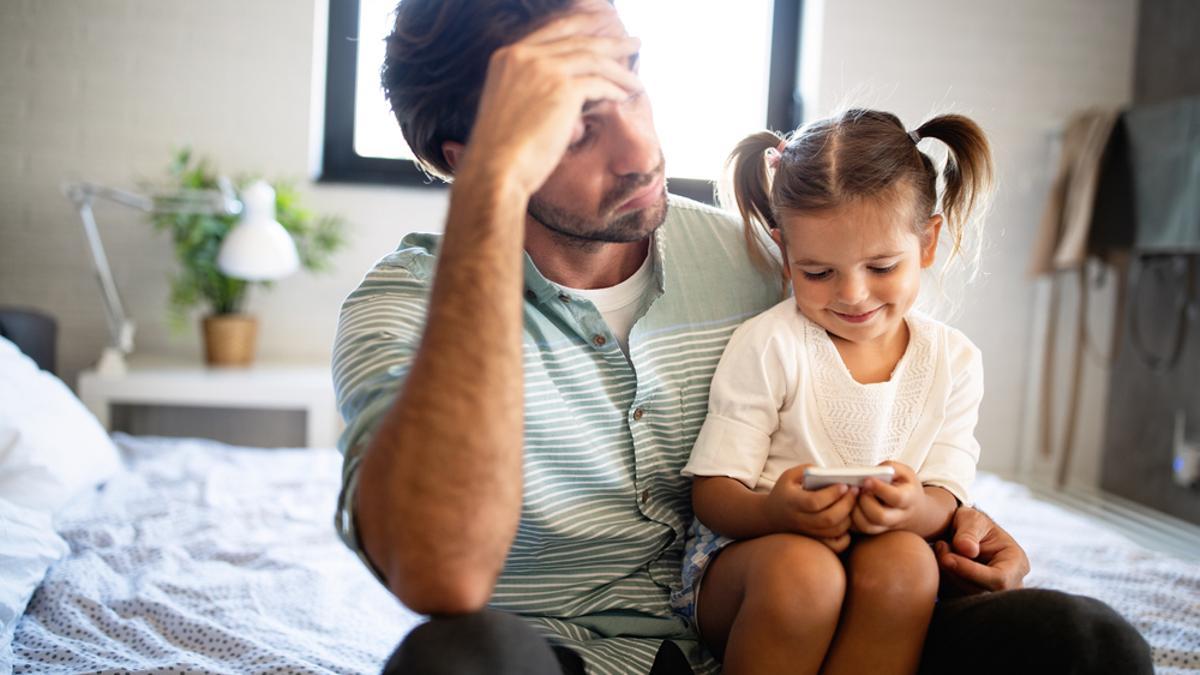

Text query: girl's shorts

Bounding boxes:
[671,519,736,623]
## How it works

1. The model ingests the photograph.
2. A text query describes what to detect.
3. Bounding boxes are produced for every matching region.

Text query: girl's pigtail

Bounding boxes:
[720,131,787,277]
[914,115,994,262]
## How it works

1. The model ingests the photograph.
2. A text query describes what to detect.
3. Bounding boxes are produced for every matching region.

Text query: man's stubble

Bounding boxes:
[527,156,670,249]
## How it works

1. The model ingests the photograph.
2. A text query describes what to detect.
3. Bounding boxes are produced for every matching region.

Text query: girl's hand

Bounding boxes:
[850,461,923,535]
[765,464,858,550]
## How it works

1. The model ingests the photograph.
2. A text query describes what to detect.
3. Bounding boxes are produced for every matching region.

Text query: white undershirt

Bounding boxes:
[560,250,655,356]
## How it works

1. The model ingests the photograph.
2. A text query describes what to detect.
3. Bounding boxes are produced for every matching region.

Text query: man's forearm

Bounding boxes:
[356,163,528,614]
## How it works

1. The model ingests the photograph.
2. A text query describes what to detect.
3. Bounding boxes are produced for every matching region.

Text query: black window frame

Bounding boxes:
[320,0,804,202]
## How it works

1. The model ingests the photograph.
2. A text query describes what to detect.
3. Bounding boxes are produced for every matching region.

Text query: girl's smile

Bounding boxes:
[772,193,942,354]
[832,307,882,324]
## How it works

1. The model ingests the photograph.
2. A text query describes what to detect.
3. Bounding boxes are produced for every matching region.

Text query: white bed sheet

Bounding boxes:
[9,435,1200,674]
[11,435,420,674]
[970,473,1200,674]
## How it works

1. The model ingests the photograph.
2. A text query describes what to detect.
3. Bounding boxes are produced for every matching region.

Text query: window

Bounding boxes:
[321,0,802,202]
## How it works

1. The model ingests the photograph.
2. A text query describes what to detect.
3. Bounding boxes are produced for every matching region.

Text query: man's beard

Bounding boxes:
[527,159,669,248]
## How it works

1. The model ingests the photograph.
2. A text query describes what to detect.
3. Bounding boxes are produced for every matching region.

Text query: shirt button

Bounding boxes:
[632,407,644,421]
[524,289,536,301]
[558,293,571,303]
[640,489,650,504]
[592,334,607,347]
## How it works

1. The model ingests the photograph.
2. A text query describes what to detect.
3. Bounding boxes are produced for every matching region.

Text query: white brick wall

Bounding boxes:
[0,0,1138,473]
[804,0,1138,479]
[0,0,450,396]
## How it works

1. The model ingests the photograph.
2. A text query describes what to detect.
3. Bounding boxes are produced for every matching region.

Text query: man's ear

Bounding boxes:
[770,227,792,280]
[442,141,466,173]
[921,214,943,268]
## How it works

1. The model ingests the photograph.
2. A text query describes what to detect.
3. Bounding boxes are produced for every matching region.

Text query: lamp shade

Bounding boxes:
[217,181,300,281]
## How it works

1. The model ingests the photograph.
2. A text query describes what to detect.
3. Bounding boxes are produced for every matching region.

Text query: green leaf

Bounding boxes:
[145,150,350,320]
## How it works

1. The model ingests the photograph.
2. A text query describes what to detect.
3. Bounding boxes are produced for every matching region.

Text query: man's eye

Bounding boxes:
[802,270,831,281]
[869,264,898,275]
[569,123,595,151]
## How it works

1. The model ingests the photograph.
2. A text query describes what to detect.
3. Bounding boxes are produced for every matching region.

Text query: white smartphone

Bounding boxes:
[802,466,896,490]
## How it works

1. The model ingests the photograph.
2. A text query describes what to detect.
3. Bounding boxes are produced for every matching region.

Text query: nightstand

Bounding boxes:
[78,358,341,449]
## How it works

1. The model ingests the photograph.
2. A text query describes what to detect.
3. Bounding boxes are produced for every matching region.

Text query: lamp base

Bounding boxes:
[95,347,128,376]
[202,314,257,367]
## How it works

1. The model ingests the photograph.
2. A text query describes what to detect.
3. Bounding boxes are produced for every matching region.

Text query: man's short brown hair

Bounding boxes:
[382,0,574,180]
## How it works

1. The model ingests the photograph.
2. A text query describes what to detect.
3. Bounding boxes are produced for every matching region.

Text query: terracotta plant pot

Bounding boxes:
[202,314,258,366]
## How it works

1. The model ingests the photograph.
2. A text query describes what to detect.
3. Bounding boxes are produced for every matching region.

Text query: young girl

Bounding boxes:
[676,109,993,674]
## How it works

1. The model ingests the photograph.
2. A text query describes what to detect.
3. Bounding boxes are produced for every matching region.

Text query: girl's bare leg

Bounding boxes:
[697,533,845,675]
[822,531,939,675]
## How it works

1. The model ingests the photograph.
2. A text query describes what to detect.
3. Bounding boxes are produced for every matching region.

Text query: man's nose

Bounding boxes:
[607,107,660,177]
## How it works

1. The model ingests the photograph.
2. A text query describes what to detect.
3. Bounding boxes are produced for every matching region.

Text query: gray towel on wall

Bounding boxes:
[1125,94,1200,253]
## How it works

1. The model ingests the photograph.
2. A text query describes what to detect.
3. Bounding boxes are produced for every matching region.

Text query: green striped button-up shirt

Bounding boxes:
[332,196,779,674]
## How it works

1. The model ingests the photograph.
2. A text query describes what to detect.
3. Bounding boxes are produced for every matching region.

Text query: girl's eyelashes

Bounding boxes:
[797,263,898,280]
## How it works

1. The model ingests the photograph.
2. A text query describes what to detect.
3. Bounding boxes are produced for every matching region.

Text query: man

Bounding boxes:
[331,1,1153,673]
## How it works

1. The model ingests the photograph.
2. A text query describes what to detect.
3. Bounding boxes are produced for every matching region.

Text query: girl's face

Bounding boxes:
[773,194,942,350]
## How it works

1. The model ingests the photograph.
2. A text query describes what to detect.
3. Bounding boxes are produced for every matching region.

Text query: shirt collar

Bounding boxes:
[522,228,668,304]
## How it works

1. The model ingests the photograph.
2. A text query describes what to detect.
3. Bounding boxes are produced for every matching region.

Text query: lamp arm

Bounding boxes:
[63,185,138,367]
[61,180,244,373]
[81,201,134,351]
[64,182,155,212]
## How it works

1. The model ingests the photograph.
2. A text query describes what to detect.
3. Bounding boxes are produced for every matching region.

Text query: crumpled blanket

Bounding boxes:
[973,473,1200,674]
[9,436,1199,673]
[11,434,420,674]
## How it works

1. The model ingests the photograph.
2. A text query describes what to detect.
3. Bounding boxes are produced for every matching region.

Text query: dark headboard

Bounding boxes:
[0,308,57,375]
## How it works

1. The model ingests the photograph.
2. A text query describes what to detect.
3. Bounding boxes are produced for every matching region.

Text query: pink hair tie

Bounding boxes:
[766,138,787,169]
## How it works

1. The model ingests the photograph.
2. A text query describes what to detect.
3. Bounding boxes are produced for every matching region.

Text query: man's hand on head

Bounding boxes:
[934,506,1031,598]
[455,2,643,198]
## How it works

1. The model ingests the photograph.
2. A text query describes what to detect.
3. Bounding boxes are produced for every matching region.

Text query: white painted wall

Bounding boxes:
[0,0,1138,473]
[0,0,450,392]
[801,0,1138,477]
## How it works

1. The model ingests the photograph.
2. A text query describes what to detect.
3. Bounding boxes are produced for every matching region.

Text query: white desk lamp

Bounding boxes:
[63,179,299,376]
[217,181,299,281]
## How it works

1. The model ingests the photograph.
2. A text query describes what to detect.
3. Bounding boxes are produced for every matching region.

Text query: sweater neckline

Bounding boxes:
[803,312,917,389]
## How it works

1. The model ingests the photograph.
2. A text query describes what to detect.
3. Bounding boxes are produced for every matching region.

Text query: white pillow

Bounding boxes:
[0,496,69,658]
[0,336,122,513]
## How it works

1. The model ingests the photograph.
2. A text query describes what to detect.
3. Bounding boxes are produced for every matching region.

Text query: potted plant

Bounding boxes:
[148,148,347,366]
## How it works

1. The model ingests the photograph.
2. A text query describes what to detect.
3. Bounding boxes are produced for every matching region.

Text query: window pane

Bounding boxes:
[352,1,775,182]
[621,1,774,181]
[354,0,413,160]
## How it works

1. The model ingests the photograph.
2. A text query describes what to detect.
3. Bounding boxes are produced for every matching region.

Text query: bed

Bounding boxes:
[3,433,1196,674]
[2,327,1198,674]
[10,435,421,674]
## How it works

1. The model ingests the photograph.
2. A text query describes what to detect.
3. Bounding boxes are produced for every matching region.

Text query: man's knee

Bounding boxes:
[383,610,564,675]
[923,588,1153,674]
[1030,590,1153,674]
